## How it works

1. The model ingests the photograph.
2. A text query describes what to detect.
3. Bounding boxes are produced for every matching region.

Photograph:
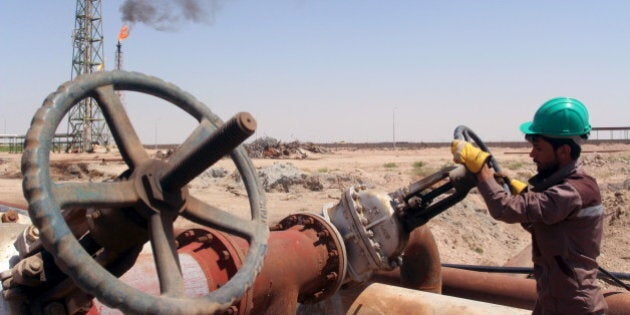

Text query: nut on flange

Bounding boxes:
[275,213,347,304]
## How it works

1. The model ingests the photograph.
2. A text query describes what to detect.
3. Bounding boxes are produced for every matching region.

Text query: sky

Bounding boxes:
[1,1,629,145]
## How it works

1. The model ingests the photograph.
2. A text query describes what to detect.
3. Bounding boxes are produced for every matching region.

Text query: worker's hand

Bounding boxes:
[509,179,528,195]
[451,140,490,173]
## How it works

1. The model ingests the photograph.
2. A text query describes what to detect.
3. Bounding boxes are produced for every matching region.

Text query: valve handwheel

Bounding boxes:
[453,125,511,193]
[22,71,268,314]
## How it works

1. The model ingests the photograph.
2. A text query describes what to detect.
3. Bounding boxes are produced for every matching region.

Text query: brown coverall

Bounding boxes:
[477,161,607,314]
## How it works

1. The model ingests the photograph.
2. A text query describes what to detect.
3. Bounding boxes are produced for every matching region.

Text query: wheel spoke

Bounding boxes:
[159,113,256,191]
[52,181,138,209]
[148,212,185,297]
[93,85,149,168]
[182,196,258,240]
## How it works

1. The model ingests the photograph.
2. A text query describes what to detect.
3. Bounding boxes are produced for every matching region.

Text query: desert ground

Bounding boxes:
[0,141,628,292]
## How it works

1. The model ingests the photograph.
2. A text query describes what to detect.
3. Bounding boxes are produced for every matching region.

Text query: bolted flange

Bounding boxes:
[275,212,347,304]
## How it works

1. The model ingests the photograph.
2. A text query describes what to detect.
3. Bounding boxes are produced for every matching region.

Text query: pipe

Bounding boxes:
[176,213,343,315]
[245,225,335,314]
[372,225,441,294]
[442,267,630,315]
[442,266,537,310]
[443,263,630,281]
[88,223,336,315]
[347,283,530,315]
[321,225,442,313]
[0,202,28,216]
[399,225,442,293]
[604,290,630,315]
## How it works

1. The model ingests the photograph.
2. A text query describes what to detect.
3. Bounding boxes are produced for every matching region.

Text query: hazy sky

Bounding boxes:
[1,1,629,145]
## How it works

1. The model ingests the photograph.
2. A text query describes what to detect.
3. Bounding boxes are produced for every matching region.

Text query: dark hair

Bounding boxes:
[525,134,582,160]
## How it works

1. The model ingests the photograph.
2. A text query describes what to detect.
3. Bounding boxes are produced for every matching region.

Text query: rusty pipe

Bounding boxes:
[329,225,443,312]
[442,267,630,315]
[244,226,334,314]
[442,266,537,310]
[399,225,442,293]
[182,212,346,315]
[89,220,338,315]
[604,290,630,315]
[372,225,442,294]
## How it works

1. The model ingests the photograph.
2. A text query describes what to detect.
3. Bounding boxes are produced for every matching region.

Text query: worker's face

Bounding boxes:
[528,137,560,176]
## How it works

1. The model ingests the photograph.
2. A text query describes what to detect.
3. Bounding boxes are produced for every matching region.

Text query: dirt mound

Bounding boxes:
[604,190,629,227]
[245,137,328,159]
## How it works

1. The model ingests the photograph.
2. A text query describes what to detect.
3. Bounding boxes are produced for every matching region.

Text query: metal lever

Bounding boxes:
[392,165,475,232]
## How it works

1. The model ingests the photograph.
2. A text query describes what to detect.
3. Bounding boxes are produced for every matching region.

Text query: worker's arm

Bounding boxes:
[452,140,578,224]
[476,166,580,224]
[478,165,535,231]
[477,161,528,194]
[476,163,493,182]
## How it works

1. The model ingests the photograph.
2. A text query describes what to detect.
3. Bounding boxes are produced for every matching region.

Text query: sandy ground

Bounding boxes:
[0,142,628,291]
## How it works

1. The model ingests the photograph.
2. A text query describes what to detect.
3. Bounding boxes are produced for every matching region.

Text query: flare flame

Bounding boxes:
[117,25,130,41]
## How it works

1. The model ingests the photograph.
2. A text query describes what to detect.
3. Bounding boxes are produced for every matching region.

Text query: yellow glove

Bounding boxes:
[451,140,490,173]
[509,179,528,195]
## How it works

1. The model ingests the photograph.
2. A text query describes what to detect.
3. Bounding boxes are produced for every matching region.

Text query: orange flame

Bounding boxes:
[118,25,130,41]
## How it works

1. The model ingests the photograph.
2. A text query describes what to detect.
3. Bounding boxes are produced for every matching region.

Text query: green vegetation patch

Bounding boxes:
[383,162,397,169]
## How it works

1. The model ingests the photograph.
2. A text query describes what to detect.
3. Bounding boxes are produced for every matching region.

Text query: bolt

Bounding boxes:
[221,250,231,261]
[351,192,359,201]
[355,206,364,214]
[366,230,374,238]
[183,230,195,238]
[326,272,338,280]
[197,234,214,244]
[317,230,330,238]
[329,250,338,258]
[2,210,18,223]
[360,216,368,226]
[224,305,238,315]
[390,256,403,268]
[44,302,66,315]
[25,226,40,243]
[302,217,315,226]
[23,259,42,277]
[87,210,102,220]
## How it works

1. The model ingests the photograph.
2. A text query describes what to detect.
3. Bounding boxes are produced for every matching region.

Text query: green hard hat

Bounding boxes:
[519,97,591,137]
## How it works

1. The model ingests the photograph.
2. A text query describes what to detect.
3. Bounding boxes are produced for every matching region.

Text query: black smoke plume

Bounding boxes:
[120,0,225,31]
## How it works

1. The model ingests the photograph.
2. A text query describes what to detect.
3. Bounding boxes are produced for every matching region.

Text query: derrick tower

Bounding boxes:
[67,0,110,152]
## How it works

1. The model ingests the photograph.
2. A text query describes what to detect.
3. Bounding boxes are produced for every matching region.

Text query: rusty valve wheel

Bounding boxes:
[21,71,268,314]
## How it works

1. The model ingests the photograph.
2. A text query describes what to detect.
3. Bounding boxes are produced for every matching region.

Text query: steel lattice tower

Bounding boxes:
[67,0,110,152]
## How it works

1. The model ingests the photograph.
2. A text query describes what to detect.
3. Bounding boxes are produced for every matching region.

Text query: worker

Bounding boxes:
[451,97,607,314]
